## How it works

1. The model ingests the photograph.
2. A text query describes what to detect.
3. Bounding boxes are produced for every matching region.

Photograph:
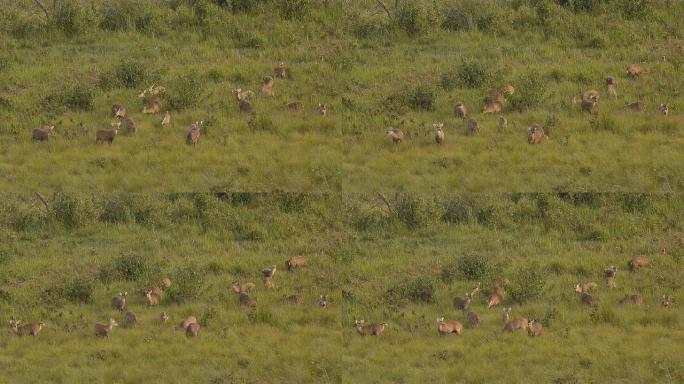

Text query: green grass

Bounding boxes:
[0,193,683,382]
[0,1,683,192]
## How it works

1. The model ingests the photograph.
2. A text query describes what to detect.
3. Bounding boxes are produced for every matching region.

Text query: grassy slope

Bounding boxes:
[0,194,683,383]
[0,2,683,192]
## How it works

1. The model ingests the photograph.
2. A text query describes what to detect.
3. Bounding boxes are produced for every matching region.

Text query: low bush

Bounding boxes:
[166,264,206,303]
[384,276,436,306]
[508,263,547,304]
[508,72,547,112]
[167,73,204,110]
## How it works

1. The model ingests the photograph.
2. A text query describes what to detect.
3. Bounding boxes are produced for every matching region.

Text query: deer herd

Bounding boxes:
[6,250,674,341]
[28,62,672,149]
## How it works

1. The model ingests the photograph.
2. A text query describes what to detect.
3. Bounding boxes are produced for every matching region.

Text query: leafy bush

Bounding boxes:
[394,193,438,229]
[441,2,499,33]
[168,73,204,110]
[51,2,93,36]
[405,85,436,111]
[98,253,161,283]
[50,194,97,228]
[247,114,275,132]
[393,2,428,36]
[100,60,155,90]
[457,61,493,89]
[590,305,621,326]
[620,0,653,20]
[442,195,477,224]
[509,263,546,304]
[100,196,132,224]
[384,276,435,305]
[166,264,206,303]
[508,72,547,112]
[43,277,94,306]
[455,253,497,281]
[43,84,96,113]
[277,0,312,21]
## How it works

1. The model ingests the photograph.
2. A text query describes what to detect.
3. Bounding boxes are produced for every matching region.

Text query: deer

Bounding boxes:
[159,311,169,322]
[286,256,307,271]
[124,311,138,328]
[574,282,598,293]
[498,116,507,128]
[628,256,651,272]
[230,282,256,294]
[581,96,598,114]
[96,122,120,144]
[234,88,254,113]
[275,61,286,79]
[230,282,256,307]
[436,317,463,336]
[627,64,647,78]
[112,104,126,119]
[111,292,128,311]
[387,128,404,144]
[176,316,198,331]
[483,101,502,114]
[286,295,304,305]
[186,323,200,337]
[32,125,55,141]
[503,317,528,332]
[528,123,548,144]
[502,307,512,323]
[286,101,304,111]
[355,320,387,336]
[466,311,480,327]
[527,320,543,337]
[618,294,643,305]
[659,295,672,308]
[261,76,274,96]
[317,295,328,308]
[604,266,618,288]
[466,118,479,135]
[454,102,467,119]
[453,293,472,311]
[124,118,136,135]
[9,320,44,336]
[434,122,445,145]
[145,289,161,306]
[488,279,508,309]
[142,99,161,114]
[186,121,202,146]
[95,318,118,337]
[316,103,327,116]
[625,102,645,112]
[658,103,669,116]
[605,77,617,97]
[161,111,171,126]
[580,291,595,306]
[262,265,277,289]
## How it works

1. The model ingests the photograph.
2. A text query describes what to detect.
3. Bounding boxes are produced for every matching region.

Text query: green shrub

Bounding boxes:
[100,60,155,90]
[50,194,97,228]
[508,72,547,112]
[405,85,436,111]
[43,84,96,113]
[589,305,621,326]
[100,196,132,224]
[384,276,435,306]
[247,114,275,132]
[457,61,494,89]
[619,0,653,20]
[51,2,93,36]
[394,193,437,228]
[98,253,161,283]
[167,264,206,303]
[509,263,546,304]
[393,2,428,36]
[442,195,477,224]
[277,0,312,21]
[43,277,94,306]
[168,73,204,111]
[455,253,497,281]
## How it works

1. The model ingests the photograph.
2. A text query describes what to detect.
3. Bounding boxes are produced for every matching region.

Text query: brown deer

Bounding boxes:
[660,295,672,308]
[528,123,548,145]
[286,256,307,271]
[626,102,645,112]
[466,118,479,135]
[145,289,161,306]
[503,317,528,332]
[580,291,595,306]
[454,102,467,119]
[234,88,254,113]
[32,125,55,141]
[160,111,171,126]
[230,282,256,294]
[186,121,202,146]
[286,101,304,111]
[230,282,256,307]
[9,320,44,336]
[436,317,463,336]
[159,311,169,322]
[498,116,507,128]
[186,322,200,337]
[628,256,650,271]
[317,295,328,308]
[627,64,647,78]
[124,118,136,135]
[483,101,502,114]
[124,311,138,328]
[658,103,669,116]
[387,128,404,144]
[142,99,161,114]
[618,294,643,305]
[316,103,327,116]
[527,320,543,337]
[262,265,277,289]
[605,77,617,97]
[581,96,598,114]
[466,311,480,327]
[261,76,274,96]
[286,295,304,305]
[355,320,387,336]
[96,122,120,144]
[111,292,128,311]
[604,266,618,288]
[112,104,126,119]
[176,316,198,331]
[502,307,512,323]
[453,293,471,311]
[275,61,286,79]
[95,318,118,337]
[574,282,598,293]
[434,122,445,145]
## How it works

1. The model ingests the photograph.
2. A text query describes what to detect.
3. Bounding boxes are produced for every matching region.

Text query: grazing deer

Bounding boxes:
[658,103,669,116]
[619,294,643,305]
[605,77,617,97]
[436,317,463,336]
[317,295,328,308]
[502,307,512,323]
[145,289,161,306]
[627,64,647,78]
[503,317,528,332]
[355,320,387,336]
[625,102,645,112]
[528,123,548,144]
[488,280,508,309]
[287,295,304,305]
[286,101,304,111]
[262,265,277,289]
[483,101,502,114]
[96,122,120,144]
[9,320,44,336]
[142,99,161,114]
[124,311,138,328]
[453,293,471,311]
[286,256,307,271]
[230,282,256,306]
[186,323,200,337]
[574,282,598,293]
[159,277,172,289]
[500,84,515,96]
[230,282,256,294]
[315,103,327,116]
[580,95,598,114]
[387,128,404,144]
[434,122,445,145]
[605,266,618,288]
[95,318,118,337]
[124,118,136,135]
[161,111,171,126]
[239,292,256,307]
[275,61,286,79]
[580,291,595,306]
[659,295,672,308]
[186,121,203,146]
[628,256,650,272]
[159,312,169,322]
[234,88,254,113]
[527,320,543,337]
[498,116,507,128]
[454,102,467,119]
[32,125,55,141]
[466,311,480,327]
[112,104,126,119]
[466,118,479,135]
[261,76,274,96]
[176,316,198,331]
[111,292,128,311]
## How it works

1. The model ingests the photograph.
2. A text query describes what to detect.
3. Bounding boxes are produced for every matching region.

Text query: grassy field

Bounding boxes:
[0,193,683,383]
[0,0,683,192]
[1,1,684,383]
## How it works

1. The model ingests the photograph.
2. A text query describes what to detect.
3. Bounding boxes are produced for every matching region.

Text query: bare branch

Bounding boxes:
[376,192,393,213]
[34,192,49,210]
[33,0,49,18]
[375,0,391,17]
